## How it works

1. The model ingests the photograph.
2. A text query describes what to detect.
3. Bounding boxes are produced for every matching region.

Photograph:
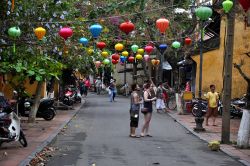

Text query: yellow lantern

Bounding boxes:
[137,48,144,55]
[122,51,129,57]
[115,43,124,51]
[101,51,109,58]
[87,48,94,55]
[34,27,46,40]
[136,54,143,60]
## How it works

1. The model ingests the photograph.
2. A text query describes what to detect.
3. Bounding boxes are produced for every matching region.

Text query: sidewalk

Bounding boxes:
[0,101,84,166]
[168,111,250,166]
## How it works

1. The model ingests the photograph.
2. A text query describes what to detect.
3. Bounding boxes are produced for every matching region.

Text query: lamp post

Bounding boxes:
[193,6,213,131]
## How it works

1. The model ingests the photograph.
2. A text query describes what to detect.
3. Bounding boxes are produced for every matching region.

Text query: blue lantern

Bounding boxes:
[159,44,168,53]
[120,56,127,63]
[89,24,103,38]
[79,37,88,46]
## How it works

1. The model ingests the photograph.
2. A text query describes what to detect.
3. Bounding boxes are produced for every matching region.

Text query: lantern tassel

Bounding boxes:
[11,0,15,12]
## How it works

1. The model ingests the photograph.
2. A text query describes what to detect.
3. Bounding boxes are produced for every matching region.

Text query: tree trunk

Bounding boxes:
[28,81,43,123]
[237,109,250,148]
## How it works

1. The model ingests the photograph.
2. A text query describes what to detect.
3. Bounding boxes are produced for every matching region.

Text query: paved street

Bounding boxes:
[46,94,243,166]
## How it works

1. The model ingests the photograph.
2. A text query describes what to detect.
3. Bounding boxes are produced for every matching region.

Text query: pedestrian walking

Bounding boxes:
[95,76,102,95]
[84,77,91,97]
[113,79,117,101]
[141,83,157,137]
[109,79,115,102]
[205,84,219,126]
[129,83,142,138]
[156,82,168,113]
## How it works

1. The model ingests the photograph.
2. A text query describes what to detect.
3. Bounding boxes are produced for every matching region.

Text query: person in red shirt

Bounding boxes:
[84,78,91,97]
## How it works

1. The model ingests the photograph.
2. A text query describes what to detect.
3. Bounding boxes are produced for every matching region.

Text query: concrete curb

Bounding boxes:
[19,100,86,166]
[167,112,250,166]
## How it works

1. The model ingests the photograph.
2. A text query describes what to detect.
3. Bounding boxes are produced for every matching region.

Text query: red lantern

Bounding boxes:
[145,45,154,54]
[128,56,135,63]
[185,37,192,45]
[112,53,120,60]
[59,27,73,40]
[112,59,119,64]
[239,0,250,12]
[156,18,169,34]
[119,21,135,35]
[97,42,106,50]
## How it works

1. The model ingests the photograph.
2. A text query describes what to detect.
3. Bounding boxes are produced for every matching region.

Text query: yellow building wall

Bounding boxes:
[192,19,250,98]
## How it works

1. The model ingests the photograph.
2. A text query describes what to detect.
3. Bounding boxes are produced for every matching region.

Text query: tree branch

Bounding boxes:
[233,63,250,83]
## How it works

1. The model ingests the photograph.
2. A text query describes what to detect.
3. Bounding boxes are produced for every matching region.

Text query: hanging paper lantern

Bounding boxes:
[144,54,150,62]
[101,51,109,58]
[34,27,46,40]
[8,27,21,38]
[239,0,250,12]
[222,0,234,13]
[95,61,102,68]
[97,42,106,50]
[112,59,119,65]
[159,44,168,53]
[151,59,160,66]
[156,18,170,34]
[136,54,143,60]
[195,7,213,21]
[79,37,88,46]
[112,53,120,60]
[131,44,139,53]
[137,48,144,55]
[59,27,73,40]
[103,59,110,65]
[87,48,94,55]
[185,37,192,45]
[122,51,129,57]
[120,56,126,63]
[128,56,135,63]
[89,24,103,38]
[115,43,124,51]
[119,21,135,35]
[172,41,181,49]
[145,45,154,54]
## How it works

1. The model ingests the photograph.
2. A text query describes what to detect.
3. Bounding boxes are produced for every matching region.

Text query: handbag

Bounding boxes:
[141,107,148,114]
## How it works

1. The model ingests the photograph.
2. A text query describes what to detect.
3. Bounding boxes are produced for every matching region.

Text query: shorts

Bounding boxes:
[156,99,166,109]
[206,107,218,117]
[130,116,139,128]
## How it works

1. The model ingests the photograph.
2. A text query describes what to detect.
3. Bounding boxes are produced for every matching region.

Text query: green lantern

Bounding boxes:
[103,59,110,65]
[195,7,213,21]
[222,0,233,13]
[131,44,139,53]
[172,41,181,49]
[8,27,21,53]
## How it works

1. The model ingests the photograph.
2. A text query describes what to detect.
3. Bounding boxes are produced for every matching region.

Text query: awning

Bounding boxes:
[163,61,172,70]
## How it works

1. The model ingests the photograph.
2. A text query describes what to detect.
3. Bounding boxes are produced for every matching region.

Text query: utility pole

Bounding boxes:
[222,0,235,144]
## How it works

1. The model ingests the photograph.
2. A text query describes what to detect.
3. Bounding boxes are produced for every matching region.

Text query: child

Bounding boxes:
[206,85,219,126]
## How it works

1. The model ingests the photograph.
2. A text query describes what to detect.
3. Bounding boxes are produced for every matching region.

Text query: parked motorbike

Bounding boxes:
[0,106,27,147]
[62,86,81,106]
[18,97,56,121]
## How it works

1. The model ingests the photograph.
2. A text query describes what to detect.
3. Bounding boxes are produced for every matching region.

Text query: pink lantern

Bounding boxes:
[145,45,154,54]
[144,54,150,62]
[59,27,73,40]
[95,61,102,68]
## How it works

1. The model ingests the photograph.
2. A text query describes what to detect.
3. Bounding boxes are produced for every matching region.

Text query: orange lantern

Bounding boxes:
[151,59,160,66]
[34,27,46,40]
[156,18,169,34]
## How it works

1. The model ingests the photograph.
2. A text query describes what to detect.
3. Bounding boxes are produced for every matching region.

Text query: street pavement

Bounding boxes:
[46,93,243,166]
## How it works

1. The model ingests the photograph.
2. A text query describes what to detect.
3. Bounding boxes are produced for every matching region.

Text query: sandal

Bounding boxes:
[129,135,140,138]
[146,134,153,137]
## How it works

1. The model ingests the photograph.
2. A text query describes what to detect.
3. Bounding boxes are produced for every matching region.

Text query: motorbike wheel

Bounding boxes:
[19,130,28,147]
[43,108,56,121]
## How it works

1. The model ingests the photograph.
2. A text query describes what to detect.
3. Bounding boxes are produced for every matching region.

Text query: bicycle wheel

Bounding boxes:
[167,95,176,110]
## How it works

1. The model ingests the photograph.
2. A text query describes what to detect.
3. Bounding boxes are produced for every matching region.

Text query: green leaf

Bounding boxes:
[28,70,35,76]
[35,75,42,81]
